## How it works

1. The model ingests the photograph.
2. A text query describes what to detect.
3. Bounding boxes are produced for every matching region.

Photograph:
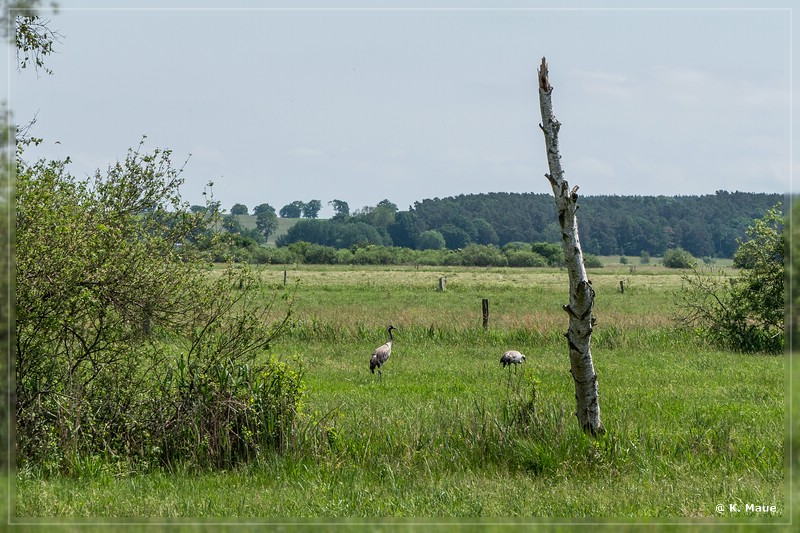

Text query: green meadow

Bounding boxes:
[13,264,788,525]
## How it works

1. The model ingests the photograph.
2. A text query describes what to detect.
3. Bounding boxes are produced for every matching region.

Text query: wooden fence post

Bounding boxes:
[482,298,489,330]
[438,277,446,292]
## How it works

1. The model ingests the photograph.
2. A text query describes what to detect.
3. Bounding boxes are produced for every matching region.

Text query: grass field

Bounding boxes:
[12,264,790,526]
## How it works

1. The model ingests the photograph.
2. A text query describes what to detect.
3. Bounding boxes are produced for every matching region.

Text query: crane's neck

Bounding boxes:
[387,327,394,342]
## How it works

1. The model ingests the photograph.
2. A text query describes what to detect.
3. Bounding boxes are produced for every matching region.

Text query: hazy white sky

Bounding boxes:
[8,1,795,217]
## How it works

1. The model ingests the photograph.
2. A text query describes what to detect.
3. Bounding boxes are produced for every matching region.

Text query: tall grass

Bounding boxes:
[14,265,787,520]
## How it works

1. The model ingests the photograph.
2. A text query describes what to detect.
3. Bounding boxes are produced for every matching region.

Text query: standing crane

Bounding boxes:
[370,325,395,381]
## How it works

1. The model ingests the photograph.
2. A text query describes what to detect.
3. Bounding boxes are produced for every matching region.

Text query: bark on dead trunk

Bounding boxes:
[537,57,605,436]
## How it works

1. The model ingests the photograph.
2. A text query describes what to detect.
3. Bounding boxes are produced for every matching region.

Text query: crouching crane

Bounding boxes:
[370,325,395,381]
[500,350,527,389]
[500,350,526,369]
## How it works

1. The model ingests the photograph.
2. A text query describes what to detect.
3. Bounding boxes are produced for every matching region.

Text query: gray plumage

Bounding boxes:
[500,350,526,368]
[370,325,395,380]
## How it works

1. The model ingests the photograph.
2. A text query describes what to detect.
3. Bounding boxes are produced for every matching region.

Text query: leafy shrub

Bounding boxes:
[502,242,530,252]
[15,142,298,473]
[583,254,604,268]
[154,355,305,469]
[303,243,338,264]
[675,204,784,353]
[663,247,696,268]
[460,244,507,267]
[352,245,396,265]
[531,242,563,267]
[505,250,547,267]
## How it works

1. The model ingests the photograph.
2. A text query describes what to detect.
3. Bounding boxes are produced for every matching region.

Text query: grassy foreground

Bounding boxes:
[11,265,790,526]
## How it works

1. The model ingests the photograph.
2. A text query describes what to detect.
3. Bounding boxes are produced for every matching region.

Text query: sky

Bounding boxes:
[7,1,796,218]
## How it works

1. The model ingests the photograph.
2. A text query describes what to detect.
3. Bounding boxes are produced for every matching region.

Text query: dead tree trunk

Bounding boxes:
[537,57,605,436]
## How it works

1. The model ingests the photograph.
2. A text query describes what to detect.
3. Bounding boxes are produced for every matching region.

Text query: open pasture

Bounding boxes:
[274,264,684,333]
[15,264,787,521]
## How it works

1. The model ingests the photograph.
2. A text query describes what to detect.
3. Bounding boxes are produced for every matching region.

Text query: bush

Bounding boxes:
[505,250,547,267]
[352,245,396,265]
[583,254,604,268]
[15,142,299,473]
[153,354,305,469]
[460,244,507,267]
[303,243,338,264]
[255,246,296,265]
[531,242,563,267]
[663,247,696,269]
[675,204,784,353]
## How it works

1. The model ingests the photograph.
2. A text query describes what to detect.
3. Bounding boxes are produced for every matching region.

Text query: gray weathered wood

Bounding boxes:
[537,57,605,436]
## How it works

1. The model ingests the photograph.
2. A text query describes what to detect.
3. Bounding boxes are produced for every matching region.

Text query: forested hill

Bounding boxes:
[411,191,782,258]
[275,190,783,259]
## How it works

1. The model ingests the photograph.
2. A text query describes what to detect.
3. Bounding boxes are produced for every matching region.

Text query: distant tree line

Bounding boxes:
[260,191,781,259]
[213,241,607,269]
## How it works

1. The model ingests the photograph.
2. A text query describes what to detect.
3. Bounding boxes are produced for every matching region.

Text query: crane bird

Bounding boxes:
[500,350,526,369]
[500,350,527,389]
[370,325,395,381]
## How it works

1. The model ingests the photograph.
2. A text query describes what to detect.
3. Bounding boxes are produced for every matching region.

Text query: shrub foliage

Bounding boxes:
[675,204,784,353]
[16,141,300,473]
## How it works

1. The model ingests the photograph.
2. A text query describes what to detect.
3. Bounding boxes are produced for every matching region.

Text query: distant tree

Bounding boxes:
[222,213,242,233]
[253,203,276,217]
[448,214,477,242]
[541,221,562,244]
[302,199,322,219]
[276,219,328,246]
[352,200,397,229]
[329,199,350,218]
[334,222,389,248]
[190,205,206,213]
[230,203,248,216]
[276,219,387,248]
[279,201,304,218]
[438,224,470,249]
[417,230,446,250]
[473,218,498,245]
[411,191,782,259]
[376,199,398,212]
[370,202,396,229]
[254,203,279,241]
[388,210,419,248]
